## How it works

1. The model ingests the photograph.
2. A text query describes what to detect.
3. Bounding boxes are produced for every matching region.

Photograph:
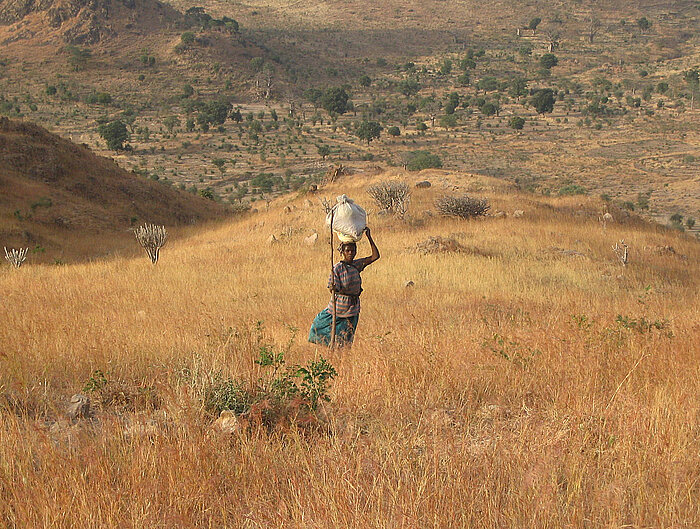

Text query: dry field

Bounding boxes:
[1,170,699,527]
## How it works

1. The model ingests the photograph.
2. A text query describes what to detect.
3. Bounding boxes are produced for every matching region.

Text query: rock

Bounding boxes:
[309,184,318,193]
[67,394,91,421]
[413,236,464,254]
[602,212,614,222]
[404,280,415,288]
[267,234,278,245]
[548,247,586,258]
[513,210,524,218]
[212,410,242,434]
[415,180,432,189]
[283,206,293,214]
[492,211,507,218]
[304,233,319,246]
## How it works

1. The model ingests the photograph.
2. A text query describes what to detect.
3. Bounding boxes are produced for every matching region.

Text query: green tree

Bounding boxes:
[355,121,382,144]
[182,84,194,98]
[304,88,323,109]
[509,77,528,97]
[528,17,542,31]
[181,32,195,45]
[317,144,331,159]
[439,114,458,128]
[387,126,400,136]
[530,89,555,114]
[359,75,371,87]
[509,116,525,130]
[163,116,180,132]
[398,78,421,97]
[99,121,129,151]
[480,102,497,116]
[683,68,699,109]
[539,54,558,69]
[321,87,350,115]
[636,17,652,33]
[212,158,226,173]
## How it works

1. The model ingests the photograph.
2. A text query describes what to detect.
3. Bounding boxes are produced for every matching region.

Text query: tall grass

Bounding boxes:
[1,172,698,527]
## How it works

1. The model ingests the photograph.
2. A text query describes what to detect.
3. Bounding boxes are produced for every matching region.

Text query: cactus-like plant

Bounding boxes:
[134,224,167,264]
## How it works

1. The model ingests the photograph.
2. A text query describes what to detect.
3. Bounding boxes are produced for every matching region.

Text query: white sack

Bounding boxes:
[325,194,367,242]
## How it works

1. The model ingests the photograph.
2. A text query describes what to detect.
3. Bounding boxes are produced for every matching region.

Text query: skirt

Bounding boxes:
[308,308,360,347]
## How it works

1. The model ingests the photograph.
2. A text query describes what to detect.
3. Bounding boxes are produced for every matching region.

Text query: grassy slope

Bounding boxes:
[1,170,698,526]
[0,117,229,262]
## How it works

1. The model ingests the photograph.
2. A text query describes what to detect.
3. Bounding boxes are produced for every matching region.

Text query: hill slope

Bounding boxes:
[1,169,698,525]
[0,117,228,261]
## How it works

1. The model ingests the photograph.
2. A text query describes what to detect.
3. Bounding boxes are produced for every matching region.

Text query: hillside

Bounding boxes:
[1,170,699,526]
[0,117,229,262]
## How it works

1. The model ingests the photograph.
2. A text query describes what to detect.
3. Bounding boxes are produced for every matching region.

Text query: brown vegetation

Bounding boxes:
[1,171,699,526]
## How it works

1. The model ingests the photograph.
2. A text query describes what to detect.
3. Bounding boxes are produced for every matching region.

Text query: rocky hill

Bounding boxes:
[0,0,183,44]
[0,117,229,262]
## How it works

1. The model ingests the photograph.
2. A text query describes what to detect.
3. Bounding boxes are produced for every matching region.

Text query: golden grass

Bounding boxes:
[1,171,699,527]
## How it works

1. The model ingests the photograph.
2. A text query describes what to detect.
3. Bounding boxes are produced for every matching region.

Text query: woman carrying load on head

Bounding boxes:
[309,227,380,347]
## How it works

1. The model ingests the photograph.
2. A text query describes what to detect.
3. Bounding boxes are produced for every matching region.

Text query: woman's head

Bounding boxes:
[339,242,357,262]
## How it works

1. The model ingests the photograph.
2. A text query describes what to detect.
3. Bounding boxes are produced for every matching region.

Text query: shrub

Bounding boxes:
[367,180,411,217]
[539,54,558,69]
[435,195,490,218]
[509,116,525,130]
[202,330,337,426]
[406,150,442,171]
[558,184,587,196]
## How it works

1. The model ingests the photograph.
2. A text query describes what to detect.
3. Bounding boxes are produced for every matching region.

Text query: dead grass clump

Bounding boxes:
[435,194,490,218]
[82,370,160,413]
[413,235,464,254]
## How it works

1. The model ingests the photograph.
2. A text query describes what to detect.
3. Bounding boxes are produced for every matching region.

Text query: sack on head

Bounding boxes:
[325,195,366,242]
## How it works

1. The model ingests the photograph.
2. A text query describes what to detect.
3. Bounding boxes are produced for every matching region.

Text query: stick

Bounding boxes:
[329,208,337,349]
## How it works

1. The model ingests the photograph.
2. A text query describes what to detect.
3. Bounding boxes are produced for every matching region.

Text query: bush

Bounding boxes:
[539,54,558,69]
[435,195,490,218]
[367,180,411,217]
[558,184,587,196]
[509,116,525,130]
[202,331,337,426]
[387,126,400,136]
[406,150,442,171]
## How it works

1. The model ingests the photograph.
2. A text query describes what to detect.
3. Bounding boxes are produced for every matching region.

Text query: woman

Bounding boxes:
[309,226,380,347]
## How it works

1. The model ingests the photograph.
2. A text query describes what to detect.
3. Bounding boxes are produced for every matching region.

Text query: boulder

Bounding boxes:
[415,180,432,189]
[304,233,319,246]
[513,210,524,218]
[404,280,415,288]
[212,410,242,434]
[67,394,91,421]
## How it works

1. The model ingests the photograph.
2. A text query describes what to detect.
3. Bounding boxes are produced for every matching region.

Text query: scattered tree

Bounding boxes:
[99,120,129,151]
[321,87,350,115]
[530,89,556,114]
[355,121,382,144]
[540,53,559,69]
[509,116,525,130]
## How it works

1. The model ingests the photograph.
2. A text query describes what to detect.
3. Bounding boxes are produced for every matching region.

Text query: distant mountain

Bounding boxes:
[0,0,183,44]
[0,117,228,262]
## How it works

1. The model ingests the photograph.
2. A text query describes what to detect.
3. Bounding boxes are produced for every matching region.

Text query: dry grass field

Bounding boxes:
[1,171,698,527]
